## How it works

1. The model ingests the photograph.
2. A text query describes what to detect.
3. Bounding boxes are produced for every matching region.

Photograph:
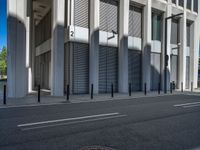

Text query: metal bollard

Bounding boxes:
[91,84,93,99]
[38,85,40,103]
[129,83,132,97]
[3,85,6,105]
[144,83,147,95]
[170,82,173,94]
[181,82,183,93]
[191,82,193,92]
[158,83,160,95]
[111,83,114,98]
[66,85,69,101]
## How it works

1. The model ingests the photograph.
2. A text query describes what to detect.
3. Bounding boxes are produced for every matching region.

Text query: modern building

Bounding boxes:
[7,0,200,98]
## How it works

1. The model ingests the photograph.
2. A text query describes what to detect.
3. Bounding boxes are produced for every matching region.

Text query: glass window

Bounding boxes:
[172,0,176,4]
[187,23,190,46]
[187,0,191,10]
[171,19,179,44]
[152,12,162,41]
[179,0,184,7]
[194,0,198,13]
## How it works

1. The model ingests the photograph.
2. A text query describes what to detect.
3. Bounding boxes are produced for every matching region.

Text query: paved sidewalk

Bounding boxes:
[0,90,199,108]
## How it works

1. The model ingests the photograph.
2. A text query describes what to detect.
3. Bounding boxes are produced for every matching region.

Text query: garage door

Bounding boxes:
[151,53,161,90]
[99,46,118,93]
[186,56,190,89]
[171,55,178,88]
[128,50,142,91]
[73,43,89,94]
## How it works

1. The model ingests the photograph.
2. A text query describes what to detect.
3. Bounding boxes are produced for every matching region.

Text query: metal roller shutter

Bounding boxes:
[171,55,178,88]
[73,43,89,94]
[129,6,142,38]
[99,46,118,93]
[186,56,190,89]
[100,0,119,32]
[151,53,161,90]
[128,50,142,91]
[74,0,89,28]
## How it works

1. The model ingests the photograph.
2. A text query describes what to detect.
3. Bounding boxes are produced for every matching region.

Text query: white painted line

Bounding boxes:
[174,101,200,107]
[183,104,200,108]
[21,114,127,131]
[18,112,119,127]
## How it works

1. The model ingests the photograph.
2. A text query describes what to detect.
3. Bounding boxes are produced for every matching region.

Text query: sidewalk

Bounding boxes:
[0,90,199,108]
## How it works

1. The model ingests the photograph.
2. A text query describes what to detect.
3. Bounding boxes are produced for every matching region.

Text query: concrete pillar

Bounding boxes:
[178,12,187,89]
[51,0,65,96]
[7,0,28,98]
[89,0,99,94]
[118,0,129,93]
[142,0,152,91]
[161,3,172,91]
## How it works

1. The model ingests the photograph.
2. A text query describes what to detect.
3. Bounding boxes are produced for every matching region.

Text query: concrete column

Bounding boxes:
[51,0,65,96]
[7,0,28,98]
[190,1,200,89]
[161,3,172,91]
[89,0,99,94]
[118,0,129,93]
[142,0,152,91]
[178,12,187,89]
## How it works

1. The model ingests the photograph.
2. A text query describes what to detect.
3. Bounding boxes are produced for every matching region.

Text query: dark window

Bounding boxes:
[187,0,191,10]
[187,23,191,46]
[152,12,162,41]
[172,0,176,4]
[171,19,179,44]
[194,0,198,13]
[179,0,184,7]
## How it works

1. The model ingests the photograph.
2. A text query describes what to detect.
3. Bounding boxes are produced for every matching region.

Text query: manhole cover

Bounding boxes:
[80,146,115,150]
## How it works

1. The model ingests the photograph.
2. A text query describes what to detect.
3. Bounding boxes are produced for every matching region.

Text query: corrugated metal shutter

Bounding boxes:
[151,53,161,90]
[73,43,89,94]
[74,0,89,28]
[129,6,142,38]
[186,56,190,89]
[128,50,142,91]
[100,0,119,32]
[99,46,118,93]
[171,55,178,88]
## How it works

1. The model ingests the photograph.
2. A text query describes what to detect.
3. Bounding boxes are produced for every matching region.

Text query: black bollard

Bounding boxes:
[170,82,173,94]
[38,85,40,103]
[111,83,114,98]
[158,83,160,95]
[129,83,132,97]
[66,85,69,101]
[144,83,147,95]
[3,85,6,105]
[91,84,93,99]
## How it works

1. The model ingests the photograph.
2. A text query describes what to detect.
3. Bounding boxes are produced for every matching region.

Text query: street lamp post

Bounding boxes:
[164,13,183,94]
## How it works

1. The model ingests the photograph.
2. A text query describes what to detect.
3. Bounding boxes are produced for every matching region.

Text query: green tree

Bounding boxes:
[0,46,7,76]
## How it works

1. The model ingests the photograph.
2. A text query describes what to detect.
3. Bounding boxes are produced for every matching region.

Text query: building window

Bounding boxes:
[152,12,162,41]
[179,0,184,7]
[194,0,198,13]
[172,0,176,4]
[171,19,179,45]
[187,0,191,10]
[187,23,191,47]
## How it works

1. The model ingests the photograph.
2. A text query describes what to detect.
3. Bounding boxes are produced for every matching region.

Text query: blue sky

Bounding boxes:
[0,0,7,51]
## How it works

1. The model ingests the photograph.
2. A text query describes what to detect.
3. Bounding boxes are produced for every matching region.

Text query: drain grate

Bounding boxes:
[80,146,115,150]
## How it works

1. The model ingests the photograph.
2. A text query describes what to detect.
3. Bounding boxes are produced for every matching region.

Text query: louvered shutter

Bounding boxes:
[129,6,142,38]
[128,50,142,91]
[73,43,89,94]
[100,0,119,32]
[74,0,89,28]
[171,55,178,88]
[151,53,161,90]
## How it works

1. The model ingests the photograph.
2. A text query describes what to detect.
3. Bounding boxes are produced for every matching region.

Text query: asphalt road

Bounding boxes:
[0,94,200,150]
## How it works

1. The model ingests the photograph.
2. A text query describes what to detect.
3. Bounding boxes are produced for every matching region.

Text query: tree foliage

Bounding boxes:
[0,46,7,75]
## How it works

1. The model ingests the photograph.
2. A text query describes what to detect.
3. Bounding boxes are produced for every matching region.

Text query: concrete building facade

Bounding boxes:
[7,0,200,98]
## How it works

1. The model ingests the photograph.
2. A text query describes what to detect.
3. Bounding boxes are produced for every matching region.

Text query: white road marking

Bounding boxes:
[21,115,127,131]
[174,101,200,107]
[183,104,200,108]
[18,112,119,127]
